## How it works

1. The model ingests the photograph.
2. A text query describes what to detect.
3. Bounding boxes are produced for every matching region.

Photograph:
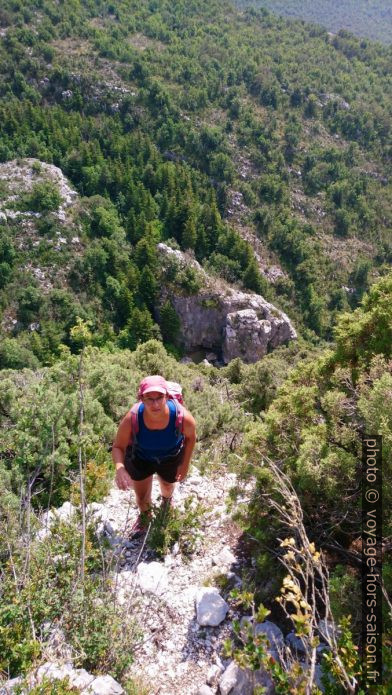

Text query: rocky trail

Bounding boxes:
[91,465,254,695]
[2,464,329,695]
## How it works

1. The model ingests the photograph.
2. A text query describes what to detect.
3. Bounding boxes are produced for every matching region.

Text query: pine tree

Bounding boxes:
[134,237,157,270]
[159,300,181,344]
[119,306,157,350]
[138,266,157,311]
[243,259,267,296]
[182,216,197,250]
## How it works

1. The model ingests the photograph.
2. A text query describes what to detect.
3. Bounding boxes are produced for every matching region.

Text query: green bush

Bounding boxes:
[0,516,140,679]
[24,181,62,213]
[0,337,40,370]
[146,496,205,558]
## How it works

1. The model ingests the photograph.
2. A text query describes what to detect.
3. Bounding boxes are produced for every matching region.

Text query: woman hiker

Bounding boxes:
[112,375,197,534]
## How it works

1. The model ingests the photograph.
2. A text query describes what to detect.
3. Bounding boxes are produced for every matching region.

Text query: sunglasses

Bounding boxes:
[143,395,166,405]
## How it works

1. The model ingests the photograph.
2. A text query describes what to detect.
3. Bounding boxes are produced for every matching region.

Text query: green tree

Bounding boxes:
[118,306,159,350]
[159,300,181,344]
[242,259,268,296]
[0,337,39,370]
[181,216,197,250]
[138,265,157,311]
[334,272,392,367]
[24,181,61,213]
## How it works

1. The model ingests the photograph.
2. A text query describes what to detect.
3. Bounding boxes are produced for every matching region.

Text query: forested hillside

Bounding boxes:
[0,0,391,365]
[237,0,392,45]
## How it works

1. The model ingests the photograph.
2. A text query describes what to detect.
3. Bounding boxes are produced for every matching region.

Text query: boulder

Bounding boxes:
[239,617,284,658]
[195,587,229,626]
[255,620,285,652]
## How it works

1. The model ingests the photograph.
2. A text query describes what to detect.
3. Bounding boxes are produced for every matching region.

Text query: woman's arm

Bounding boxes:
[112,412,133,490]
[175,408,197,482]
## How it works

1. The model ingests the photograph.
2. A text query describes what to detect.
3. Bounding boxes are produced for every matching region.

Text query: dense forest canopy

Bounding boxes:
[237,0,392,45]
[0,0,391,366]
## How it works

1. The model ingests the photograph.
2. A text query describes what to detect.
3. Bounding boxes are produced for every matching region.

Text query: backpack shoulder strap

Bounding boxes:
[173,400,184,438]
[129,402,141,444]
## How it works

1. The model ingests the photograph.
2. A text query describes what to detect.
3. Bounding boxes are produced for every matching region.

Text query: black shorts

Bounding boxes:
[124,445,184,483]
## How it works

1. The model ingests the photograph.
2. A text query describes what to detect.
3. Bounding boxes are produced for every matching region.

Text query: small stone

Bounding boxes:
[206,352,218,362]
[207,664,221,684]
[197,686,214,695]
[83,674,124,694]
[196,587,229,626]
[212,547,236,567]
[219,662,251,695]
[136,561,168,596]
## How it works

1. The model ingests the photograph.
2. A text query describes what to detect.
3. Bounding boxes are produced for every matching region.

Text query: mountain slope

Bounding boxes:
[237,0,392,44]
[0,0,391,364]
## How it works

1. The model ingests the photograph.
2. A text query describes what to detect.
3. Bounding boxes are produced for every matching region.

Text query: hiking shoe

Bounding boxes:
[130,511,151,536]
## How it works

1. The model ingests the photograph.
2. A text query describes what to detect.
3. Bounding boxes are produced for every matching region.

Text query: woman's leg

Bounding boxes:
[132,475,153,512]
[156,475,175,500]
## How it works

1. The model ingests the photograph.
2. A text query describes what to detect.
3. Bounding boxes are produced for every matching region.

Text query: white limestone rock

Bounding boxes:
[219,660,274,695]
[197,686,215,695]
[82,674,124,694]
[206,663,223,684]
[157,243,296,364]
[195,587,229,626]
[219,661,251,695]
[212,547,236,567]
[136,561,169,596]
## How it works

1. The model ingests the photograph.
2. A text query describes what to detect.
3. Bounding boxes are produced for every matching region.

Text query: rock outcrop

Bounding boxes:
[158,244,297,364]
[0,158,78,223]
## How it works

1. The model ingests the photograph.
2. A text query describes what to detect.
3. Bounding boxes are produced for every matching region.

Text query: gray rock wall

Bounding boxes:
[158,249,297,363]
[171,290,297,364]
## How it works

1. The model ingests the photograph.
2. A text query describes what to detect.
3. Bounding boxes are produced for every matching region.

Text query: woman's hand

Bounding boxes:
[116,466,133,491]
[175,461,189,482]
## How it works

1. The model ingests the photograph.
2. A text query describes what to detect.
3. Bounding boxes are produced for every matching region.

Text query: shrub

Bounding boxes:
[146,496,205,558]
[24,181,62,213]
[0,515,140,679]
[0,337,40,370]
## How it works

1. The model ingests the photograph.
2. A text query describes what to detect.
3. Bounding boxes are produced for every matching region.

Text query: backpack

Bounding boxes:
[129,381,184,446]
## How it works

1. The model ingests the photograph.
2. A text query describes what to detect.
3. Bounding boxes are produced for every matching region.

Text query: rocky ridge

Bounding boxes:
[158,244,297,364]
[0,158,78,224]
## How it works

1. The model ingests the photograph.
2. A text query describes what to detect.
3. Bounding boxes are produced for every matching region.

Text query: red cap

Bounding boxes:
[138,375,168,399]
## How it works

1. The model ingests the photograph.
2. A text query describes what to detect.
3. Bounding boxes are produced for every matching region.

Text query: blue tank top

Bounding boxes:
[135,400,184,462]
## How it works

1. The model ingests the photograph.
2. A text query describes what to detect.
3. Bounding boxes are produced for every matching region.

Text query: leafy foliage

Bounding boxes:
[146,496,204,558]
[233,273,392,650]
[0,515,139,679]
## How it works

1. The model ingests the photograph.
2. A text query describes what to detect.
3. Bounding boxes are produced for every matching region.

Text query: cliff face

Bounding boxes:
[158,244,297,364]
